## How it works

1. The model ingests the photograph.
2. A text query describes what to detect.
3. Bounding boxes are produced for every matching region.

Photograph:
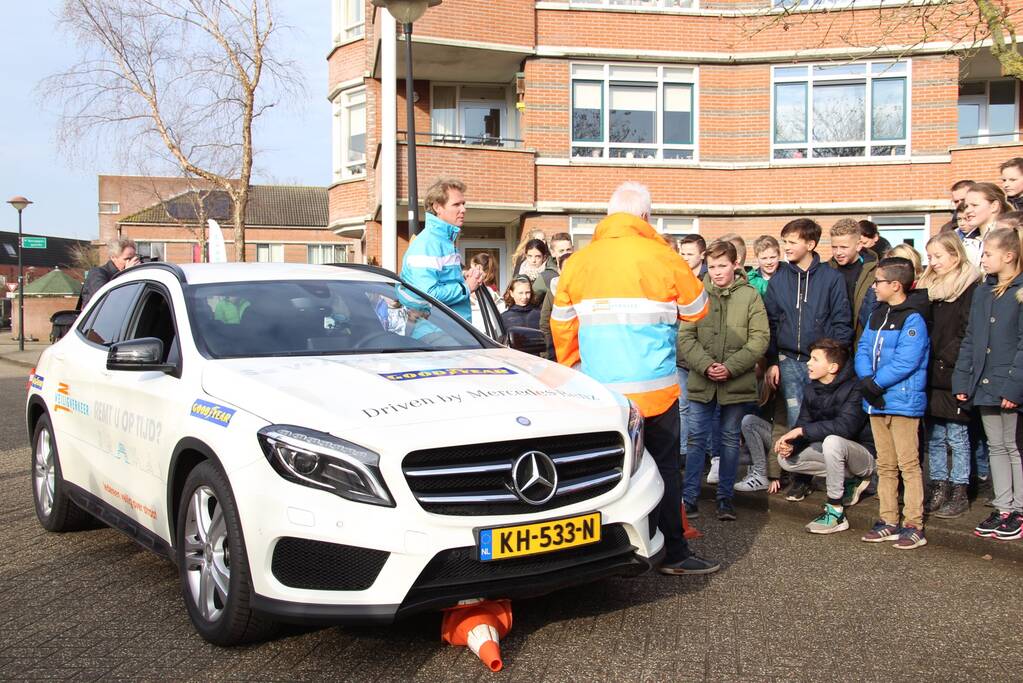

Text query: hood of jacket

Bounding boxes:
[593,212,667,245]
[891,288,932,322]
[424,211,461,242]
[704,271,751,297]
[810,361,857,396]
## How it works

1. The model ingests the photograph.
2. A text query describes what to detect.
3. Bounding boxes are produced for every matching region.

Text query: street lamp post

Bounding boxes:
[7,196,32,352]
[372,0,441,236]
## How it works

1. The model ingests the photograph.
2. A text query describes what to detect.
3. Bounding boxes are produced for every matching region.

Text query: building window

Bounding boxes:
[772,61,909,160]
[308,244,351,264]
[958,80,1018,145]
[135,241,166,261]
[869,215,929,259]
[98,202,120,214]
[569,215,696,249]
[333,0,364,42]
[569,0,696,9]
[333,88,367,180]
[255,243,284,263]
[431,84,516,146]
[771,0,874,7]
[571,64,696,160]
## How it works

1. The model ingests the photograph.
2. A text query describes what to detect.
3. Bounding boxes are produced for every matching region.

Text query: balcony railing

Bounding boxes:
[397,131,524,149]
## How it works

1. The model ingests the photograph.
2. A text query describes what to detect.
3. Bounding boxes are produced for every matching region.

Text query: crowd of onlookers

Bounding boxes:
[493,158,1023,551]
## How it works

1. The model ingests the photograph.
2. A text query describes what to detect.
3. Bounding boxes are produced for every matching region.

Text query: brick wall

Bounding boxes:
[13,296,79,343]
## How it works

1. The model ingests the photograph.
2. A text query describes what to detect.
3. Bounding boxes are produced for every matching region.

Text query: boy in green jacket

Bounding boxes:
[680,240,770,521]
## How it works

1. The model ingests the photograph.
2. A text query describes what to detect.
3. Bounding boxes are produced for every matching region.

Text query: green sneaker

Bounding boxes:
[842,478,871,507]
[805,504,850,534]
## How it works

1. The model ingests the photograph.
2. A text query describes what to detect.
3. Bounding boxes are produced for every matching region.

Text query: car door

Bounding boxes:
[57,282,144,491]
[100,282,186,534]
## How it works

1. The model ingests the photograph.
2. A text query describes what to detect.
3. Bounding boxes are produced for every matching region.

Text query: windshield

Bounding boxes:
[187,279,486,358]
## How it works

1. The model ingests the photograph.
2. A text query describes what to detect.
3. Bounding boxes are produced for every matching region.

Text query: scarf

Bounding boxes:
[518,260,545,282]
[917,262,981,303]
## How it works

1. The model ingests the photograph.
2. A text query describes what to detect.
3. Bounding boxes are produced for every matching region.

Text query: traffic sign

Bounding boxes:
[6,283,16,292]
[21,237,47,249]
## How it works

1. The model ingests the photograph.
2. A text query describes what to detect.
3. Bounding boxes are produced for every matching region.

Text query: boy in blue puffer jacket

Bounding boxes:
[855,257,931,550]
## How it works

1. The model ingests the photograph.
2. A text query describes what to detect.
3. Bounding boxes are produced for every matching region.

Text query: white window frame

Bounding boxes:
[771,60,911,161]
[568,0,697,10]
[333,88,367,181]
[429,84,517,146]
[135,241,166,261]
[98,202,120,214]
[957,79,1019,145]
[333,0,364,43]
[771,0,876,8]
[868,214,929,261]
[255,243,284,263]
[307,243,351,264]
[570,63,698,162]
[569,215,697,248]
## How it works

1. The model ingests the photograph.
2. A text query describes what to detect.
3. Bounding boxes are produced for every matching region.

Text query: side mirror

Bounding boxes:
[107,338,175,373]
[506,326,546,357]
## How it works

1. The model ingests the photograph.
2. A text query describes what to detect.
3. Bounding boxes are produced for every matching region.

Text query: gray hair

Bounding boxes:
[608,182,652,219]
[106,237,136,256]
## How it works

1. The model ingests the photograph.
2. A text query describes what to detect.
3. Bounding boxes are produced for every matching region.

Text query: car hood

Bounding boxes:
[200,348,624,441]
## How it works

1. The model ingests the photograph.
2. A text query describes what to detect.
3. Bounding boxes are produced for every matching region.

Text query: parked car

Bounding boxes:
[26,262,664,645]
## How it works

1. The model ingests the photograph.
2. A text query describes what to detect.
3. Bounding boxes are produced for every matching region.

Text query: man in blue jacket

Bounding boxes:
[400,178,484,322]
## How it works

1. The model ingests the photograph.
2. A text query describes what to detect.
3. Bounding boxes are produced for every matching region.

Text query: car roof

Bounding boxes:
[120,262,398,286]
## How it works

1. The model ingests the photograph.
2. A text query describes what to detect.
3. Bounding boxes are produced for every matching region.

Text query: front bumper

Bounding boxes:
[233,443,665,625]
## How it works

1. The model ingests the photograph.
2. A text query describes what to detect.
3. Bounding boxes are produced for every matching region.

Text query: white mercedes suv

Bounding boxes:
[26,262,665,645]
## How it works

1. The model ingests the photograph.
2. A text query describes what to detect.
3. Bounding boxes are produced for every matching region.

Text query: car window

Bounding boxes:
[127,287,179,364]
[78,283,143,347]
[187,279,486,359]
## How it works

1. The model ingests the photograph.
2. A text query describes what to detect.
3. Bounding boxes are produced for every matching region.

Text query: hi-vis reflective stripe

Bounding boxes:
[678,290,709,318]
[604,374,679,395]
[405,253,462,270]
[575,298,679,326]
[551,304,577,322]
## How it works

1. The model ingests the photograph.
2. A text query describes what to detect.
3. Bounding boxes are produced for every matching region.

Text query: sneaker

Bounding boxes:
[894,525,927,550]
[861,521,900,542]
[842,478,871,507]
[805,504,849,534]
[717,500,737,521]
[683,501,700,520]
[785,478,813,502]
[706,457,720,485]
[975,511,1009,537]
[658,554,721,576]
[994,511,1023,540]
[734,472,768,492]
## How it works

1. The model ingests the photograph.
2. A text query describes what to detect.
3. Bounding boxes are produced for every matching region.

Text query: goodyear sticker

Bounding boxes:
[30,374,44,391]
[190,399,236,427]
[379,367,518,382]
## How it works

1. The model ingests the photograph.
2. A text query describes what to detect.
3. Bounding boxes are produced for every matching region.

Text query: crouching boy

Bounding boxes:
[679,240,769,521]
[773,338,876,534]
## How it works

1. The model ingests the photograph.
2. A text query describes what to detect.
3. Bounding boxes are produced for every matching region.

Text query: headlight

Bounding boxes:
[257,426,394,507]
[627,400,645,476]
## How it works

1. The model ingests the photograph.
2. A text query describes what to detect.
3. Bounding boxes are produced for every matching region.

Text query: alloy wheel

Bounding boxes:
[33,428,55,517]
[183,486,231,622]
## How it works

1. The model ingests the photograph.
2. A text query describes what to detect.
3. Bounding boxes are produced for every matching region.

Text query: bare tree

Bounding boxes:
[45,0,303,261]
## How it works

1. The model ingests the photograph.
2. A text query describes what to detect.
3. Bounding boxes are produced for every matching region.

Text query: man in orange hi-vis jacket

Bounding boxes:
[551,181,720,576]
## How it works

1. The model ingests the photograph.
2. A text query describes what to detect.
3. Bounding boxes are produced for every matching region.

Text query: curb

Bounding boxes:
[0,355,39,370]
[699,483,1023,563]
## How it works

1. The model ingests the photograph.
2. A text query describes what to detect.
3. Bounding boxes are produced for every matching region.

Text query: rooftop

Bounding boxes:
[120,185,329,228]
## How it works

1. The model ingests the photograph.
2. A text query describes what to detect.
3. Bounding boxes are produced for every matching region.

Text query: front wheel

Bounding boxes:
[176,461,277,645]
[32,414,92,532]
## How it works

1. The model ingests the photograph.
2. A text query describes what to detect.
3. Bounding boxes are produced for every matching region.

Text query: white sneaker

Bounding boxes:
[734,473,768,492]
[706,456,720,485]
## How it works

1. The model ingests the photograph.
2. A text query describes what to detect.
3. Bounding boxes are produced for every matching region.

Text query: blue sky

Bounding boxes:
[0,2,330,240]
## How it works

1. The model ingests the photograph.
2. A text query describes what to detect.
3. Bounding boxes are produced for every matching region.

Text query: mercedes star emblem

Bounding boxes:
[511,451,558,506]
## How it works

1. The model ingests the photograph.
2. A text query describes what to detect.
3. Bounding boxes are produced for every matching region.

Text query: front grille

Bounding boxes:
[271,537,388,591]
[403,432,626,515]
[412,525,633,590]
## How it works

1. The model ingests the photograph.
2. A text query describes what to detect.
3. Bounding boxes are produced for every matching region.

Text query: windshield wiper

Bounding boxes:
[375,347,435,353]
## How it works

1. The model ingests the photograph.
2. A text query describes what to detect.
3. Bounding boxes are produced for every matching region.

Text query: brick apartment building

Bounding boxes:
[328,0,1023,286]
[98,175,360,264]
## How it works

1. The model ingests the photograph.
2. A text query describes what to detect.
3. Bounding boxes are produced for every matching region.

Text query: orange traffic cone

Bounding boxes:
[681,503,703,540]
[441,599,513,672]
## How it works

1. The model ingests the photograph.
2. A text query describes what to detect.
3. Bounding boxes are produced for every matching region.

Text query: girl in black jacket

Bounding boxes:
[916,232,981,518]
[501,275,541,329]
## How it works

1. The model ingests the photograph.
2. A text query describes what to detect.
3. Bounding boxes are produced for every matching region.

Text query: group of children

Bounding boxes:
[671,174,1023,550]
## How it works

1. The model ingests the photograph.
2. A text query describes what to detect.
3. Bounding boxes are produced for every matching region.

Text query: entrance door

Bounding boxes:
[460,240,507,293]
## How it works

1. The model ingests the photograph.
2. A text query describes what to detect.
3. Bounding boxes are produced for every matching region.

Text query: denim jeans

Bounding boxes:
[926,419,971,485]
[969,413,991,480]
[683,399,754,504]
[778,356,809,427]
[677,368,689,455]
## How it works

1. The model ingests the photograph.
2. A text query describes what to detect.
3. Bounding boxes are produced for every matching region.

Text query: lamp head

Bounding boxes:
[7,196,32,212]
[371,0,441,24]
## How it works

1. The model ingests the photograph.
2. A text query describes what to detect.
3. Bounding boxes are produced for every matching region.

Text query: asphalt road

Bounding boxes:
[1,362,1021,682]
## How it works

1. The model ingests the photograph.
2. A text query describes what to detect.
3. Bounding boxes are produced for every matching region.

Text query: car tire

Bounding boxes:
[32,414,92,532]
[176,461,277,645]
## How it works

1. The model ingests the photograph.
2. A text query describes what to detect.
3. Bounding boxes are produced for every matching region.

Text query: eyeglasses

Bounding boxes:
[872,279,893,286]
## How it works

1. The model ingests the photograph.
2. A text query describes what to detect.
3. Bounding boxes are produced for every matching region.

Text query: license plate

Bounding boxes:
[477,512,601,562]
